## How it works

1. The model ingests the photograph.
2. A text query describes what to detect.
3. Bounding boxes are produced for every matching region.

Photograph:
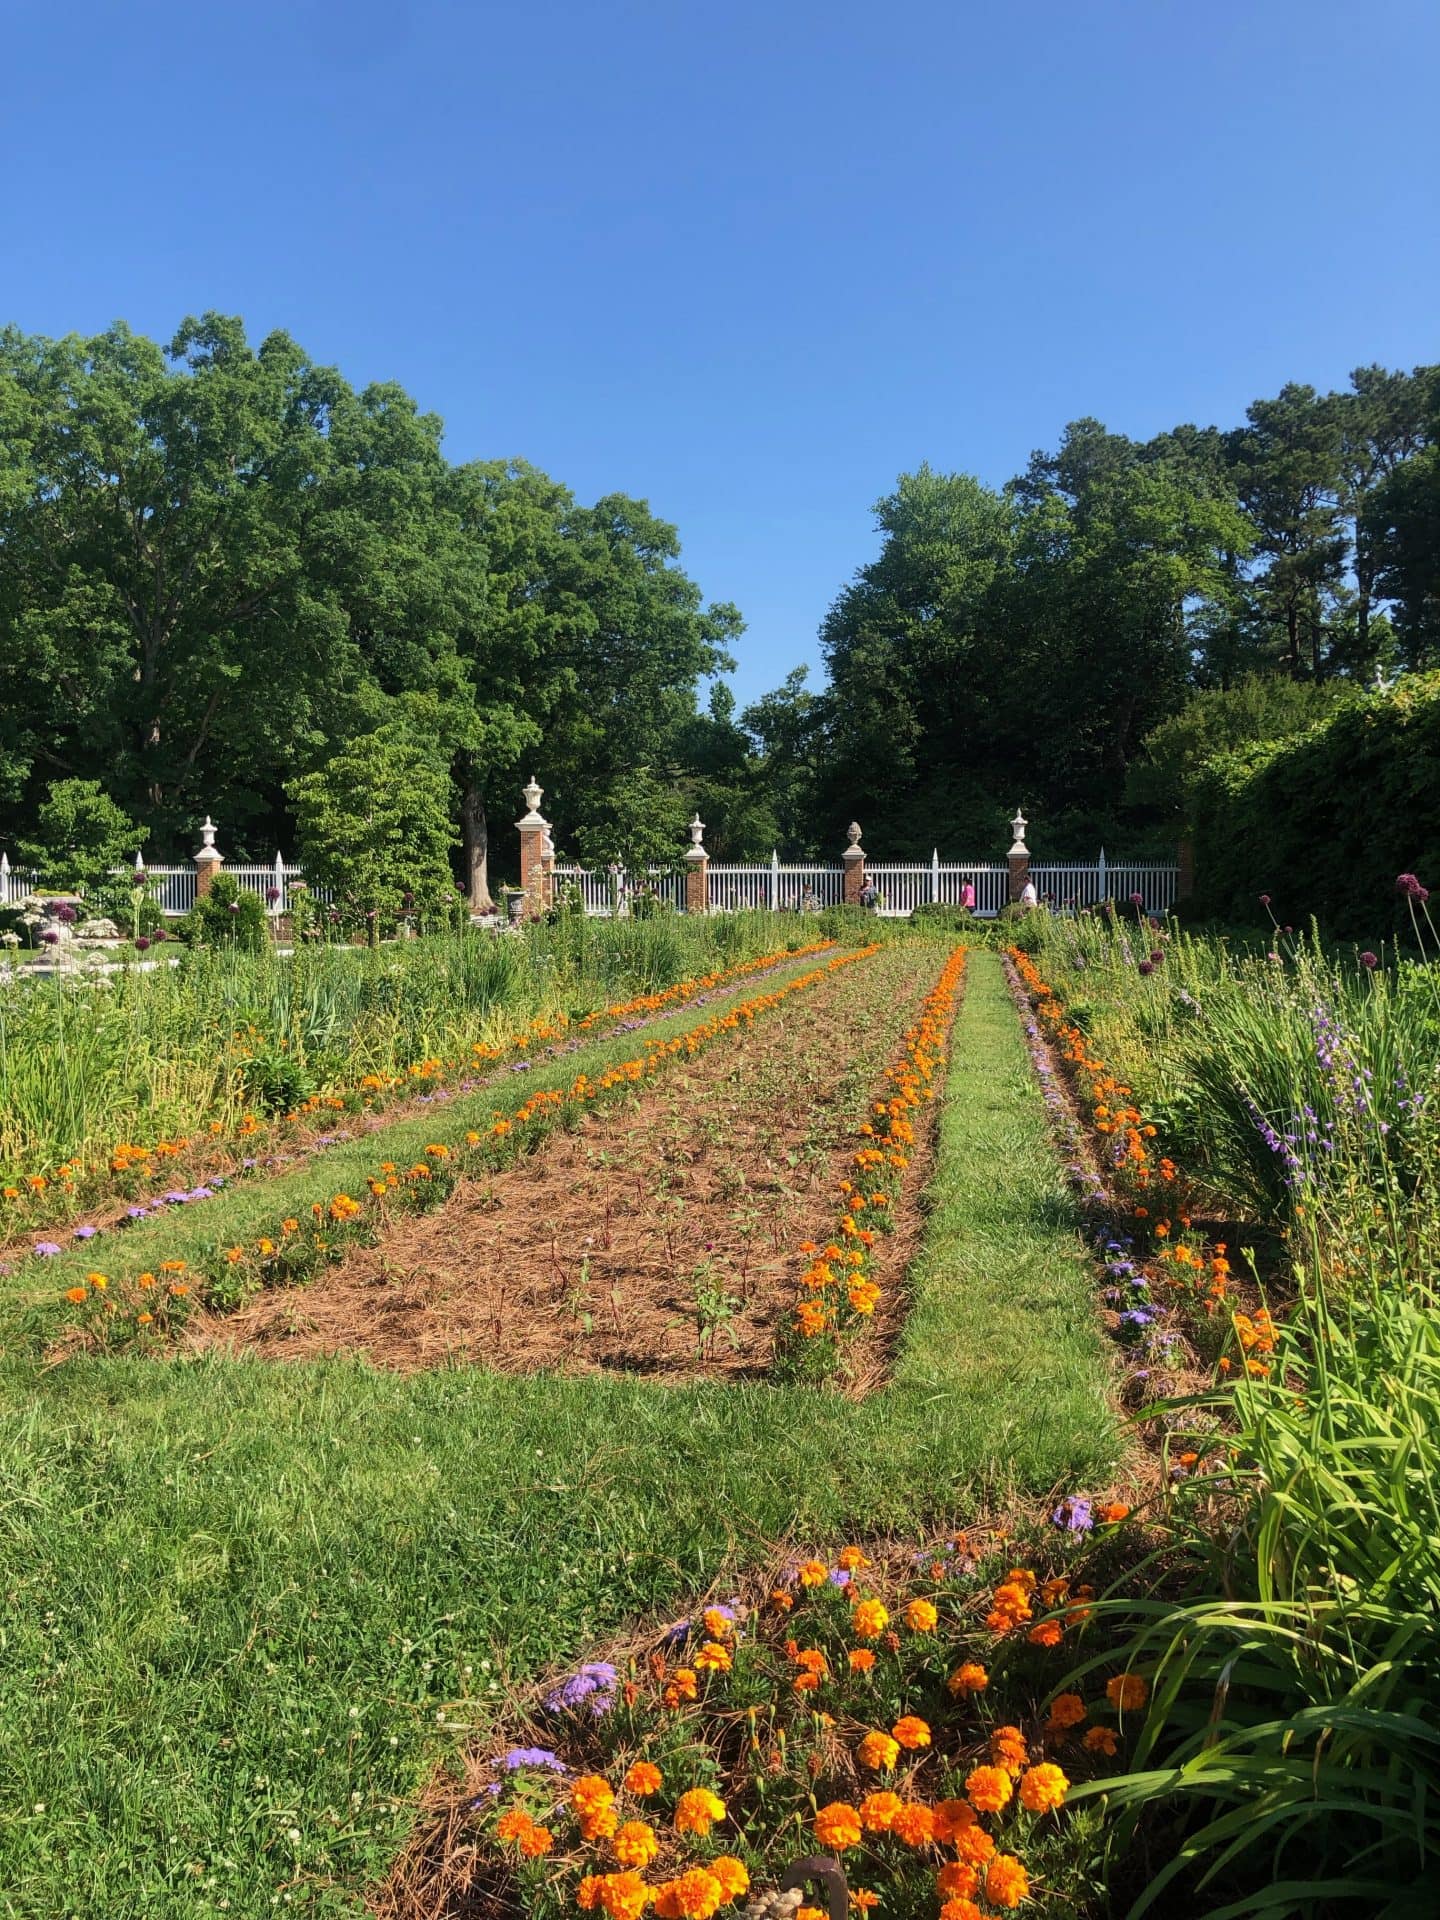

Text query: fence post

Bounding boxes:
[272,850,287,916]
[931,847,940,905]
[770,848,780,911]
[194,816,224,899]
[1,850,9,903]
[1177,836,1194,904]
[516,777,553,917]
[842,822,866,906]
[1097,846,1107,904]
[684,814,709,914]
[1007,808,1030,905]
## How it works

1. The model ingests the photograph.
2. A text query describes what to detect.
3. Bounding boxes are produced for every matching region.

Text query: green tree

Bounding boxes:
[1365,371,1440,668]
[1127,675,1349,827]
[288,731,456,945]
[17,778,147,893]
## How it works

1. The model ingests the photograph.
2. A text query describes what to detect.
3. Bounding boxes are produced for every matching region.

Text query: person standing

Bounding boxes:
[960,879,976,912]
[1020,877,1038,911]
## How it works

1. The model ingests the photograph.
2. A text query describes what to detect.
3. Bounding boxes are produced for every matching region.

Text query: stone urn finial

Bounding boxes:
[846,821,862,849]
[195,815,222,864]
[1009,808,1028,856]
[520,776,545,824]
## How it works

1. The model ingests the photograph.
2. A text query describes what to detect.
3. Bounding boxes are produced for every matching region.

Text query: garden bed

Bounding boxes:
[189,945,949,1382]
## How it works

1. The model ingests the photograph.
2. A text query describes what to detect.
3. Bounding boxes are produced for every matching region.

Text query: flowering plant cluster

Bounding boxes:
[5,941,836,1246]
[785,947,966,1365]
[57,946,879,1345]
[461,1528,1148,1920]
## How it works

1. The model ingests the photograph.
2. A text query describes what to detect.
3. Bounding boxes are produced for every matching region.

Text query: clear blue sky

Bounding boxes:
[5,0,1438,706]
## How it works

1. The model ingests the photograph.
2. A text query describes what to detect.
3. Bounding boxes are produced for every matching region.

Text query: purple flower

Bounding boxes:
[1051,1496,1093,1532]
[163,1190,191,1205]
[827,1567,852,1588]
[33,1241,63,1256]
[1129,892,1144,907]
[73,1224,98,1240]
[543,1661,618,1717]
[265,887,281,904]
[1397,873,1430,902]
[40,929,59,945]
[1149,950,1164,966]
[1138,960,1154,977]
[125,1206,148,1220]
[134,937,150,952]
[503,1746,566,1772]
[1259,893,1271,907]
[55,903,77,925]
[1121,1308,1156,1330]
[1360,951,1379,970]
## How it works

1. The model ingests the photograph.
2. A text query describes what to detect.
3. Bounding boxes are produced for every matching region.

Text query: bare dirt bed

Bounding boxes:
[193,946,946,1382]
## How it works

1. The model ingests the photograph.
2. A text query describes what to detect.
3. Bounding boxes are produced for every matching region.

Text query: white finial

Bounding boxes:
[134,850,146,873]
[1009,809,1028,856]
[846,821,862,848]
[685,813,707,864]
[689,813,705,847]
[195,816,223,864]
[518,777,548,828]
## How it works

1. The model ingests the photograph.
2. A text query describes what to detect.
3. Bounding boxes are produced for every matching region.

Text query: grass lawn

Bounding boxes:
[0,949,1117,1918]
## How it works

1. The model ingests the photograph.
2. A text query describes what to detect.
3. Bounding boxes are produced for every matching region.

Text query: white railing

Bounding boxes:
[708,862,777,911]
[551,866,685,916]
[1028,861,1177,915]
[0,855,325,917]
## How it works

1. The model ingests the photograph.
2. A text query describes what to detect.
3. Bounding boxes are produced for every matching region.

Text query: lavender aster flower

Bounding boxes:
[73,1224,98,1240]
[1050,1496,1093,1532]
[503,1746,566,1772]
[33,1241,63,1257]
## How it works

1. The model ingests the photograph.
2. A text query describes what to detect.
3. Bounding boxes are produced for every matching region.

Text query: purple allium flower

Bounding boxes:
[73,1224,98,1240]
[1149,950,1164,965]
[503,1746,566,1772]
[1051,1496,1093,1532]
[1138,960,1154,976]
[1129,892,1144,907]
[1360,951,1379,970]
[55,904,77,925]
[135,937,150,952]
[33,1242,63,1257]
[265,887,281,904]
[40,929,59,945]
[1259,893,1271,907]
[1396,873,1429,901]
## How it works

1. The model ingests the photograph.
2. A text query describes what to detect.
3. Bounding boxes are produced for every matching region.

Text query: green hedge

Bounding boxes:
[1191,672,1440,937]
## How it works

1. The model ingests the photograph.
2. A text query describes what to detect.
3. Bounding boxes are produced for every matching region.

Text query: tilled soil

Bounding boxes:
[193,946,947,1381]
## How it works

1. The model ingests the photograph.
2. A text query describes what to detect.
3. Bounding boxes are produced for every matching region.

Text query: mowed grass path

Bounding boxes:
[0,950,1116,1919]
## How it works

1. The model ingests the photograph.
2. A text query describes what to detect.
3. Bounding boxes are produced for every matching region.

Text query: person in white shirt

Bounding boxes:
[1020,878,1038,910]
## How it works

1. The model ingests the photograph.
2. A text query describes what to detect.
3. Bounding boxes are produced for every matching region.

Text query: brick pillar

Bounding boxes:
[1007,808,1030,905]
[684,813,709,913]
[516,777,553,918]
[1177,835,1195,904]
[842,821,865,905]
[194,815,223,899]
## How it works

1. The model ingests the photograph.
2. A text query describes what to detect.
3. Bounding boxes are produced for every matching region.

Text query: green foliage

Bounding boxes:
[289,730,457,942]
[15,777,146,892]
[178,872,269,951]
[1188,672,1440,933]
[1128,675,1350,824]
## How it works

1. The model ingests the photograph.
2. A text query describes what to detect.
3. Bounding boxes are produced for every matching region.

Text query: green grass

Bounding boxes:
[0,950,1116,1918]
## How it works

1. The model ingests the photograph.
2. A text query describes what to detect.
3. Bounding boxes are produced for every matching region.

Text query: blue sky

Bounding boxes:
[4,0,1438,706]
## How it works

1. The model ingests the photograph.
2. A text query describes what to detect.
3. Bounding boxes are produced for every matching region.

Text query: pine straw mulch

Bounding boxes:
[185,946,954,1387]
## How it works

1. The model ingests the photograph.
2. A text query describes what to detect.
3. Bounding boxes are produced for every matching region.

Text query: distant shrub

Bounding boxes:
[178,873,268,951]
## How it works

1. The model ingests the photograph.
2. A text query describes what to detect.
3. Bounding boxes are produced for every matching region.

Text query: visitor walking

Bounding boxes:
[960,879,976,912]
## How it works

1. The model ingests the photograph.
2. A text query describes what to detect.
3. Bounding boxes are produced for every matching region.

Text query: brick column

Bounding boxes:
[842,821,866,905]
[684,813,709,913]
[1177,835,1195,904]
[194,815,223,899]
[1007,808,1030,905]
[516,777,553,918]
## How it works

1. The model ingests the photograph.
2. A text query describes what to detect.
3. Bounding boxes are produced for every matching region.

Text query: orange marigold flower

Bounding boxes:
[856,1731,899,1771]
[65,1286,88,1305]
[1106,1672,1149,1711]
[1027,1619,1063,1648]
[859,1790,903,1833]
[571,1774,615,1816]
[1099,1501,1131,1524]
[937,1860,979,1898]
[674,1786,725,1836]
[931,1799,976,1845]
[848,1648,876,1673]
[965,1765,1013,1814]
[890,1801,936,1847]
[850,1892,880,1913]
[953,1825,997,1871]
[837,1545,868,1571]
[702,1607,735,1640]
[793,1646,827,1674]
[694,1640,732,1673]
[576,1874,606,1911]
[1044,1692,1087,1731]
[623,1760,662,1797]
[892,1714,931,1750]
[769,1589,794,1613]
[611,1820,659,1868]
[597,1870,654,1920]
[580,1804,619,1841]
[496,1807,533,1843]
[903,1598,938,1633]
[985,1855,1030,1910]
[813,1801,862,1850]
[793,1671,820,1693]
[519,1823,553,1858]
[1083,1725,1119,1756]
[225,1245,244,1264]
[939,1902,983,1920]
[798,1559,828,1587]
[709,1856,749,1901]
[947,1661,989,1695]
[1019,1763,1069,1813]
[851,1598,889,1639]
[990,1726,1028,1775]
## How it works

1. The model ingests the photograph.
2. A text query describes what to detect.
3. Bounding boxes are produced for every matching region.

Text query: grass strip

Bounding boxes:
[0,953,1117,1919]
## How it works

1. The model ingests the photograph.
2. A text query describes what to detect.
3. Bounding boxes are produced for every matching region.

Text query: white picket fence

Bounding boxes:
[548,852,1178,919]
[0,854,322,916]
